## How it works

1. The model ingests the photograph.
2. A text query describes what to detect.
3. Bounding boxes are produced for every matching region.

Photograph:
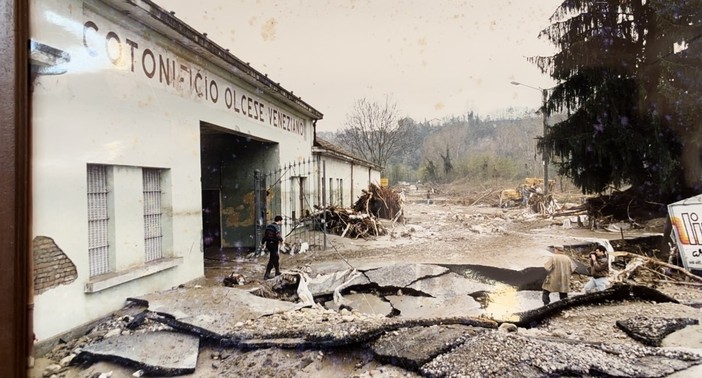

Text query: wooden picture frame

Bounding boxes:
[0,0,31,376]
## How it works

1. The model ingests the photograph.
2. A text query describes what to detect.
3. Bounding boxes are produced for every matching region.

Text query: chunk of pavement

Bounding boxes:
[133,286,300,338]
[76,331,199,376]
[616,316,699,347]
[385,294,482,319]
[305,269,370,297]
[420,331,702,378]
[364,264,449,288]
[371,324,482,370]
[406,271,493,298]
[323,293,394,316]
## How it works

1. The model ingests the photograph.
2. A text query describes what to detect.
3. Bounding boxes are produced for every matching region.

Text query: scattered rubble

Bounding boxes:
[421,331,701,378]
[42,277,702,377]
[32,187,702,377]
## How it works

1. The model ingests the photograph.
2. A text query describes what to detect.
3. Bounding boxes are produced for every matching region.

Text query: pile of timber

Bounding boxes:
[609,249,702,287]
[552,187,666,228]
[569,247,702,288]
[585,187,666,224]
[310,205,387,239]
[352,184,405,222]
[527,193,559,215]
[304,185,405,239]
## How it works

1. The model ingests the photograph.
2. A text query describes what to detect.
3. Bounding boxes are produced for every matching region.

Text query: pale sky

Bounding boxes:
[160,0,562,131]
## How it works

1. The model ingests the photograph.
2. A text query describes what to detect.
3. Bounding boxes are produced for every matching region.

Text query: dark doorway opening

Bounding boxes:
[202,189,221,249]
[199,121,278,253]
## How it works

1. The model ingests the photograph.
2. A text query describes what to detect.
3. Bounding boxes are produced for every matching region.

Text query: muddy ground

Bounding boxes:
[31,186,702,377]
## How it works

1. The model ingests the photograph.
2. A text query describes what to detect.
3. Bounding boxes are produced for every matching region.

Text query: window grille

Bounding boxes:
[329,178,334,205]
[87,164,110,277]
[339,179,343,207]
[143,168,163,262]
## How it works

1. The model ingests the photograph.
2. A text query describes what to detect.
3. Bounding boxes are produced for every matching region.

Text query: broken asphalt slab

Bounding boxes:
[363,264,450,288]
[420,331,702,378]
[325,293,394,316]
[371,324,486,370]
[385,294,482,319]
[511,284,680,327]
[74,331,199,376]
[130,286,301,340]
[130,285,497,348]
[69,282,702,377]
[306,268,370,297]
[616,316,699,347]
[405,270,493,298]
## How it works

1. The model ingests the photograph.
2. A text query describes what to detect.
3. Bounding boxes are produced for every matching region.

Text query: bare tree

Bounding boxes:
[337,96,412,169]
[440,144,453,176]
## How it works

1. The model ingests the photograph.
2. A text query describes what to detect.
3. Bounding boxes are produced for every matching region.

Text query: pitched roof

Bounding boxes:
[313,137,382,170]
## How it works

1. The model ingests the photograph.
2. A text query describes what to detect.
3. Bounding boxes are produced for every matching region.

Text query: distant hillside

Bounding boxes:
[315,112,566,185]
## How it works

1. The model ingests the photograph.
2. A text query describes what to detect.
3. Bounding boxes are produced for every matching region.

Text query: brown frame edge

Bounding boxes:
[0,0,31,376]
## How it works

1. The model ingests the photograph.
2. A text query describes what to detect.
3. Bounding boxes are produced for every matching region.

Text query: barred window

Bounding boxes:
[329,177,334,205]
[338,178,343,207]
[143,168,163,262]
[87,164,110,277]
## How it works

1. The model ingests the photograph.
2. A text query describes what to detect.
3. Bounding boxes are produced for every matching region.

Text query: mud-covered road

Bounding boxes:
[31,187,702,377]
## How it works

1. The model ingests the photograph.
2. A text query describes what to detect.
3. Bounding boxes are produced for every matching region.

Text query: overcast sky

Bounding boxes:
[160,0,562,131]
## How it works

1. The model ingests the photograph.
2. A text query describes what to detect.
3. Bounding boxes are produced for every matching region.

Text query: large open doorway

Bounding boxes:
[199,122,279,257]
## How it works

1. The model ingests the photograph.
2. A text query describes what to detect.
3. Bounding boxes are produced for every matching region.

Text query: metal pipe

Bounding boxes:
[541,88,549,197]
[511,81,550,196]
[322,160,327,250]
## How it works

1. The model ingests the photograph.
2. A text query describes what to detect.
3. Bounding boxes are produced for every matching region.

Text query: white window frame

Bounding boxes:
[84,165,177,293]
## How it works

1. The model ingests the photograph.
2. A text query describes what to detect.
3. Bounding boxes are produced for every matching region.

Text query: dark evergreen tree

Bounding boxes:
[644,0,702,193]
[531,0,701,198]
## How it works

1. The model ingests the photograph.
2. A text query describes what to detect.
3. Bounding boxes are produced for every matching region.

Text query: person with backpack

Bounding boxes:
[261,215,284,279]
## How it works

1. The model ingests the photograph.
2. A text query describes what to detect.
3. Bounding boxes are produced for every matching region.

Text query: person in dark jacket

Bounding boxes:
[584,245,610,292]
[262,215,284,279]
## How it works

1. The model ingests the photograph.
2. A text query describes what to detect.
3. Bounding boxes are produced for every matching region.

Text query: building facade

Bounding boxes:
[313,138,383,208]
[29,0,331,341]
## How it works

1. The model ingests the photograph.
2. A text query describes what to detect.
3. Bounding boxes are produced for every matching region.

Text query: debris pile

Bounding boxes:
[609,250,702,288]
[353,183,404,222]
[583,187,666,228]
[309,205,388,239]
[303,184,406,239]
[495,178,560,215]
[566,244,702,296]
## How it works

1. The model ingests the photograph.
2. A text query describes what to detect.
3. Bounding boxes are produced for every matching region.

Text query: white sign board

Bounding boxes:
[668,194,702,271]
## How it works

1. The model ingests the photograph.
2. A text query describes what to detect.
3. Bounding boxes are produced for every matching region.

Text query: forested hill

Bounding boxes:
[317,112,562,185]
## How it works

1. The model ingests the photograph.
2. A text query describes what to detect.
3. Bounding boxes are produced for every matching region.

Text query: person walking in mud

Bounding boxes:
[584,245,610,292]
[542,245,577,305]
[261,215,284,279]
